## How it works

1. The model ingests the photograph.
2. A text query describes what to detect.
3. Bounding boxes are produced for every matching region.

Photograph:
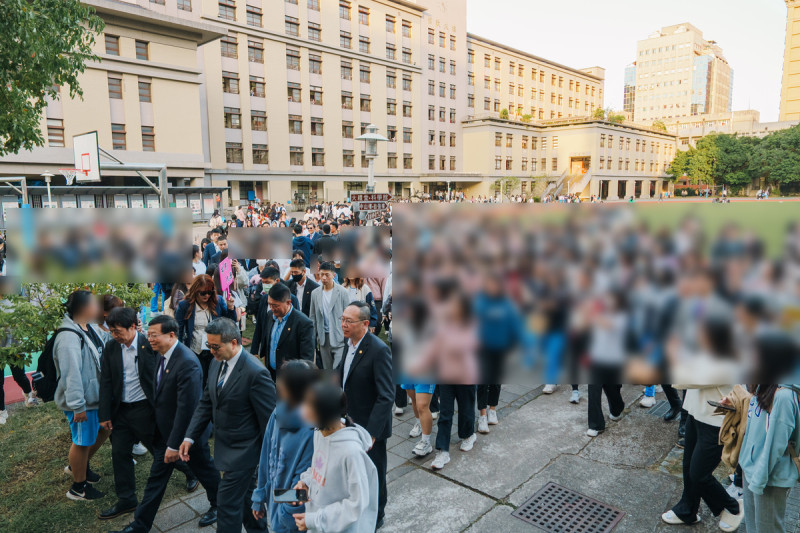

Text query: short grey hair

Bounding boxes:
[347,301,371,322]
[206,317,241,344]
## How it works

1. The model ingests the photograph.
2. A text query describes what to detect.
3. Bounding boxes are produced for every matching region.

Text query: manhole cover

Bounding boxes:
[511,482,625,533]
[647,400,671,418]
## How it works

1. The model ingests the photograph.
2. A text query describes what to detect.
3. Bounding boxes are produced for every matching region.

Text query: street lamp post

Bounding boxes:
[40,171,54,207]
[355,124,388,193]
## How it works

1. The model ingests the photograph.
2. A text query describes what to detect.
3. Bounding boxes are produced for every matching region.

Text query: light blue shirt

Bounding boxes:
[269,306,292,370]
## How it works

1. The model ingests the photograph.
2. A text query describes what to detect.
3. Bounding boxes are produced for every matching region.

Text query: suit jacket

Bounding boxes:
[202,243,219,266]
[308,284,351,347]
[287,277,320,318]
[99,333,157,423]
[337,332,393,442]
[312,234,337,259]
[185,349,276,471]
[152,341,205,450]
[251,306,315,370]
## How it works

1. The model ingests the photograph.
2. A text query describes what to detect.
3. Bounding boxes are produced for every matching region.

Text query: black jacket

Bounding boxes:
[152,341,205,450]
[185,349,276,471]
[312,234,337,259]
[251,306,315,371]
[98,333,156,423]
[337,332,393,441]
[287,277,320,318]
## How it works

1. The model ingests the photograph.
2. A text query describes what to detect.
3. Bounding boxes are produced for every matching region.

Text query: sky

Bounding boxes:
[466,0,787,121]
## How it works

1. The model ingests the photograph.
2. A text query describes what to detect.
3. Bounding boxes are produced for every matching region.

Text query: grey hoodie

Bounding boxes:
[300,424,378,533]
[53,315,108,413]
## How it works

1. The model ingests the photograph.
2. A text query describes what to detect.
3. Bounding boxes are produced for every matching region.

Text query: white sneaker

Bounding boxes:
[726,483,743,499]
[542,384,557,394]
[0,410,7,425]
[409,422,422,438]
[487,409,498,425]
[639,396,656,408]
[132,442,148,456]
[661,510,700,525]
[459,433,477,452]
[393,406,404,416]
[477,415,489,434]
[431,411,439,421]
[25,394,39,407]
[719,499,744,532]
[586,428,600,437]
[656,385,663,393]
[431,451,450,470]
[570,390,580,404]
[609,412,623,421]
[412,439,433,457]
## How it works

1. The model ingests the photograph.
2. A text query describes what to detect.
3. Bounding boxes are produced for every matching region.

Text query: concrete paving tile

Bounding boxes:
[387,451,408,472]
[463,504,531,533]
[183,491,212,515]
[153,502,197,532]
[382,469,494,533]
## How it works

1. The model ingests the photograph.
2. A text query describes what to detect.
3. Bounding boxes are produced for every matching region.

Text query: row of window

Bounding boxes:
[338,2,413,40]
[428,156,458,171]
[472,52,599,95]
[495,157,558,172]
[479,97,573,120]
[427,131,458,147]
[495,133,556,150]
[599,134,673,155]
[427,56,458,75]
[427,80,457,99]
[108,74,152,102]
[427,28,457,51]
[219,0,319,25]
[230,141,415,169]
[480,77,594,106]
[105,34,150,60]
[427,106,458,123]
[111,124,155,151]
[597,157,668,172]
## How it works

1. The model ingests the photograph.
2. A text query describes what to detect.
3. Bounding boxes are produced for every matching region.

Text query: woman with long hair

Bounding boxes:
[176,274,236,384]
[292,382,378,532]
[341,273,378,331]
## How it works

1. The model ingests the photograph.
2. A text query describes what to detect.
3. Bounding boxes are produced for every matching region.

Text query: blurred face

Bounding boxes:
[109,324,137,346]
[77,297,101,324]
[268,296,292,319]
[147,324,175,354]
[206,333,238,361]
[300,393,318,427]
[341,305,368,340]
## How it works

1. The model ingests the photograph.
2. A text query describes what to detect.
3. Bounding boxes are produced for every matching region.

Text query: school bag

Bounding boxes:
[31,328,84,403]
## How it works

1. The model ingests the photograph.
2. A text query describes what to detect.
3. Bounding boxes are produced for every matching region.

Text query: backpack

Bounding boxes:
[32,328,84,403]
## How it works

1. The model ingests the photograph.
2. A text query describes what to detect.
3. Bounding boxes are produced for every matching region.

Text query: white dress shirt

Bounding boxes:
[159,340,179,452]
[121,332,146,403]
[295,280,306,310]
[342,333,366,387]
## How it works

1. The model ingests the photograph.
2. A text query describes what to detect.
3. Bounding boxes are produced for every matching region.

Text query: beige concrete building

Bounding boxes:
[665,110,800,149]
[461,116,676,200]
[781,0,800,121]
[628,23,732,124]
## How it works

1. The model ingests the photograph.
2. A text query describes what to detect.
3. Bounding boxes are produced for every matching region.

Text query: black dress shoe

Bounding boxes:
[98,501,138,520]
[376,516,385,530]
[108,525,138,533]
[185,476,199,493]
[199,507,217,527]
[663,406,681,422]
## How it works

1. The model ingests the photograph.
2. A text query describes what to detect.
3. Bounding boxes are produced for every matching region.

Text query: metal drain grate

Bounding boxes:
[647,399,671,418]
[511,482,625,533]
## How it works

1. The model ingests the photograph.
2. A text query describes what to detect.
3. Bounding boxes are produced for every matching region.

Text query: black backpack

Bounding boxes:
[32,328,84,403]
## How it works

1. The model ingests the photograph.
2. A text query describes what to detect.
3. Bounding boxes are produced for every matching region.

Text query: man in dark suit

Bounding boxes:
[202,228,224,266]
[286,258,319,318]
[111,315,220,533]
[337,301,393,529]
[251,283,315,382]
[245,266,299,318]
[206,235,228,273]
[312,223,337,260]
[179,318,275,533]
[98,308,198,521]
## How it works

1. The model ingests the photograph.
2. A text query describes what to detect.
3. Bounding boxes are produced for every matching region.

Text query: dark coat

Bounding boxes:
[251,306,315,371]
[152,341,205,450]
[98,333,156,423]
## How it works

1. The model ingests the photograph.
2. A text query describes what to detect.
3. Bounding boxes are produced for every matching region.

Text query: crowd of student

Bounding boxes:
[207,202,360,230]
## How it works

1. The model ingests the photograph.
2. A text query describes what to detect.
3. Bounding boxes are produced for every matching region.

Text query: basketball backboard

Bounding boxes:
[72,131,101,182]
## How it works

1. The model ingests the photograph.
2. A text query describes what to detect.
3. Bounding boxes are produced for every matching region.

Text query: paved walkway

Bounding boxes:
[107,385,800,532]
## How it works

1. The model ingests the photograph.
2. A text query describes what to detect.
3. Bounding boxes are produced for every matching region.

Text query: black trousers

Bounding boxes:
[196,350,213,389]
[111,401,155,504]
[217,467,266,533]
[436,385,476,451]
[672,415,739,522]
[662,384,688,435]
[367,439,387,523]
[394,385,408,408]
[1,363,32,410]
[477,384,501,410]
[586,364,624,431]
[373,300,383,336]
[131,434,220,532]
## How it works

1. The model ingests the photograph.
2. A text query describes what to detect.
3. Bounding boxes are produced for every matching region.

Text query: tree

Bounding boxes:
[751,124,800,191]
[687,135,719,186]
[592,107,606,120]
[714,134,755,191]
[499,108,510,120]
[666,147,692,180]
[607,112,626,124]
[651,120,667,132]
[0,283,151,368]
[492,177,521,200]
[520,114,532,123]
[0,0,104,156]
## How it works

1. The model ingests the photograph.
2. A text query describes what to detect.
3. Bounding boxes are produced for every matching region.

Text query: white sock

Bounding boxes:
[414,418,420,426]
[421,433,431,444]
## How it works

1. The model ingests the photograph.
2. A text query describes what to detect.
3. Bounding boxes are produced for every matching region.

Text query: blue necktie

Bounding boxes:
[217,361,229,390]
[156,355,166,389]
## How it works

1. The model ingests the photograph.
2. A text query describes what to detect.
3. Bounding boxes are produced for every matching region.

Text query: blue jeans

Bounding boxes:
[150,283,164,313]
[542,331,566,384]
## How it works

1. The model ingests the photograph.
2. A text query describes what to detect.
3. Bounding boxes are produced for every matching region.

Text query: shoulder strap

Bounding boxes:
[54,328,85,348]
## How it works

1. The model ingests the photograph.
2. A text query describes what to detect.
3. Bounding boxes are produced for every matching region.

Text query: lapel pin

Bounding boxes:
[287,327,291,331]
[358,350,363,354]
[165,369,170,374]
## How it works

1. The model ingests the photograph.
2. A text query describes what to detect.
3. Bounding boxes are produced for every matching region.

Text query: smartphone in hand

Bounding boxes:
[274,488,309,503]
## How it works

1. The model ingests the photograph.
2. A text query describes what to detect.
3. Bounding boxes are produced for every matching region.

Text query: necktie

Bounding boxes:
[156,355,166,389]
[217,361,229,390]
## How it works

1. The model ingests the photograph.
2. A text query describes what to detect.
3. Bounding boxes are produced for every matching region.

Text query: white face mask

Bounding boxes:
[262,283,273,293]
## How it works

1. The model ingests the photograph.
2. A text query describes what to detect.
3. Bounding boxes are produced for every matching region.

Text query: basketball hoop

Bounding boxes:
[59,168,89,186]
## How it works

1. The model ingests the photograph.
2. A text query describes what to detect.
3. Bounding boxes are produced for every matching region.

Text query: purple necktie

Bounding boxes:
[156,355,166,389]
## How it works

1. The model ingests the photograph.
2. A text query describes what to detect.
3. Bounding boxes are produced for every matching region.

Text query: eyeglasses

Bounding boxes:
[206,344,222,351]
[146,331,167,340]
[199,291,214,297]
[340,318,365,325]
